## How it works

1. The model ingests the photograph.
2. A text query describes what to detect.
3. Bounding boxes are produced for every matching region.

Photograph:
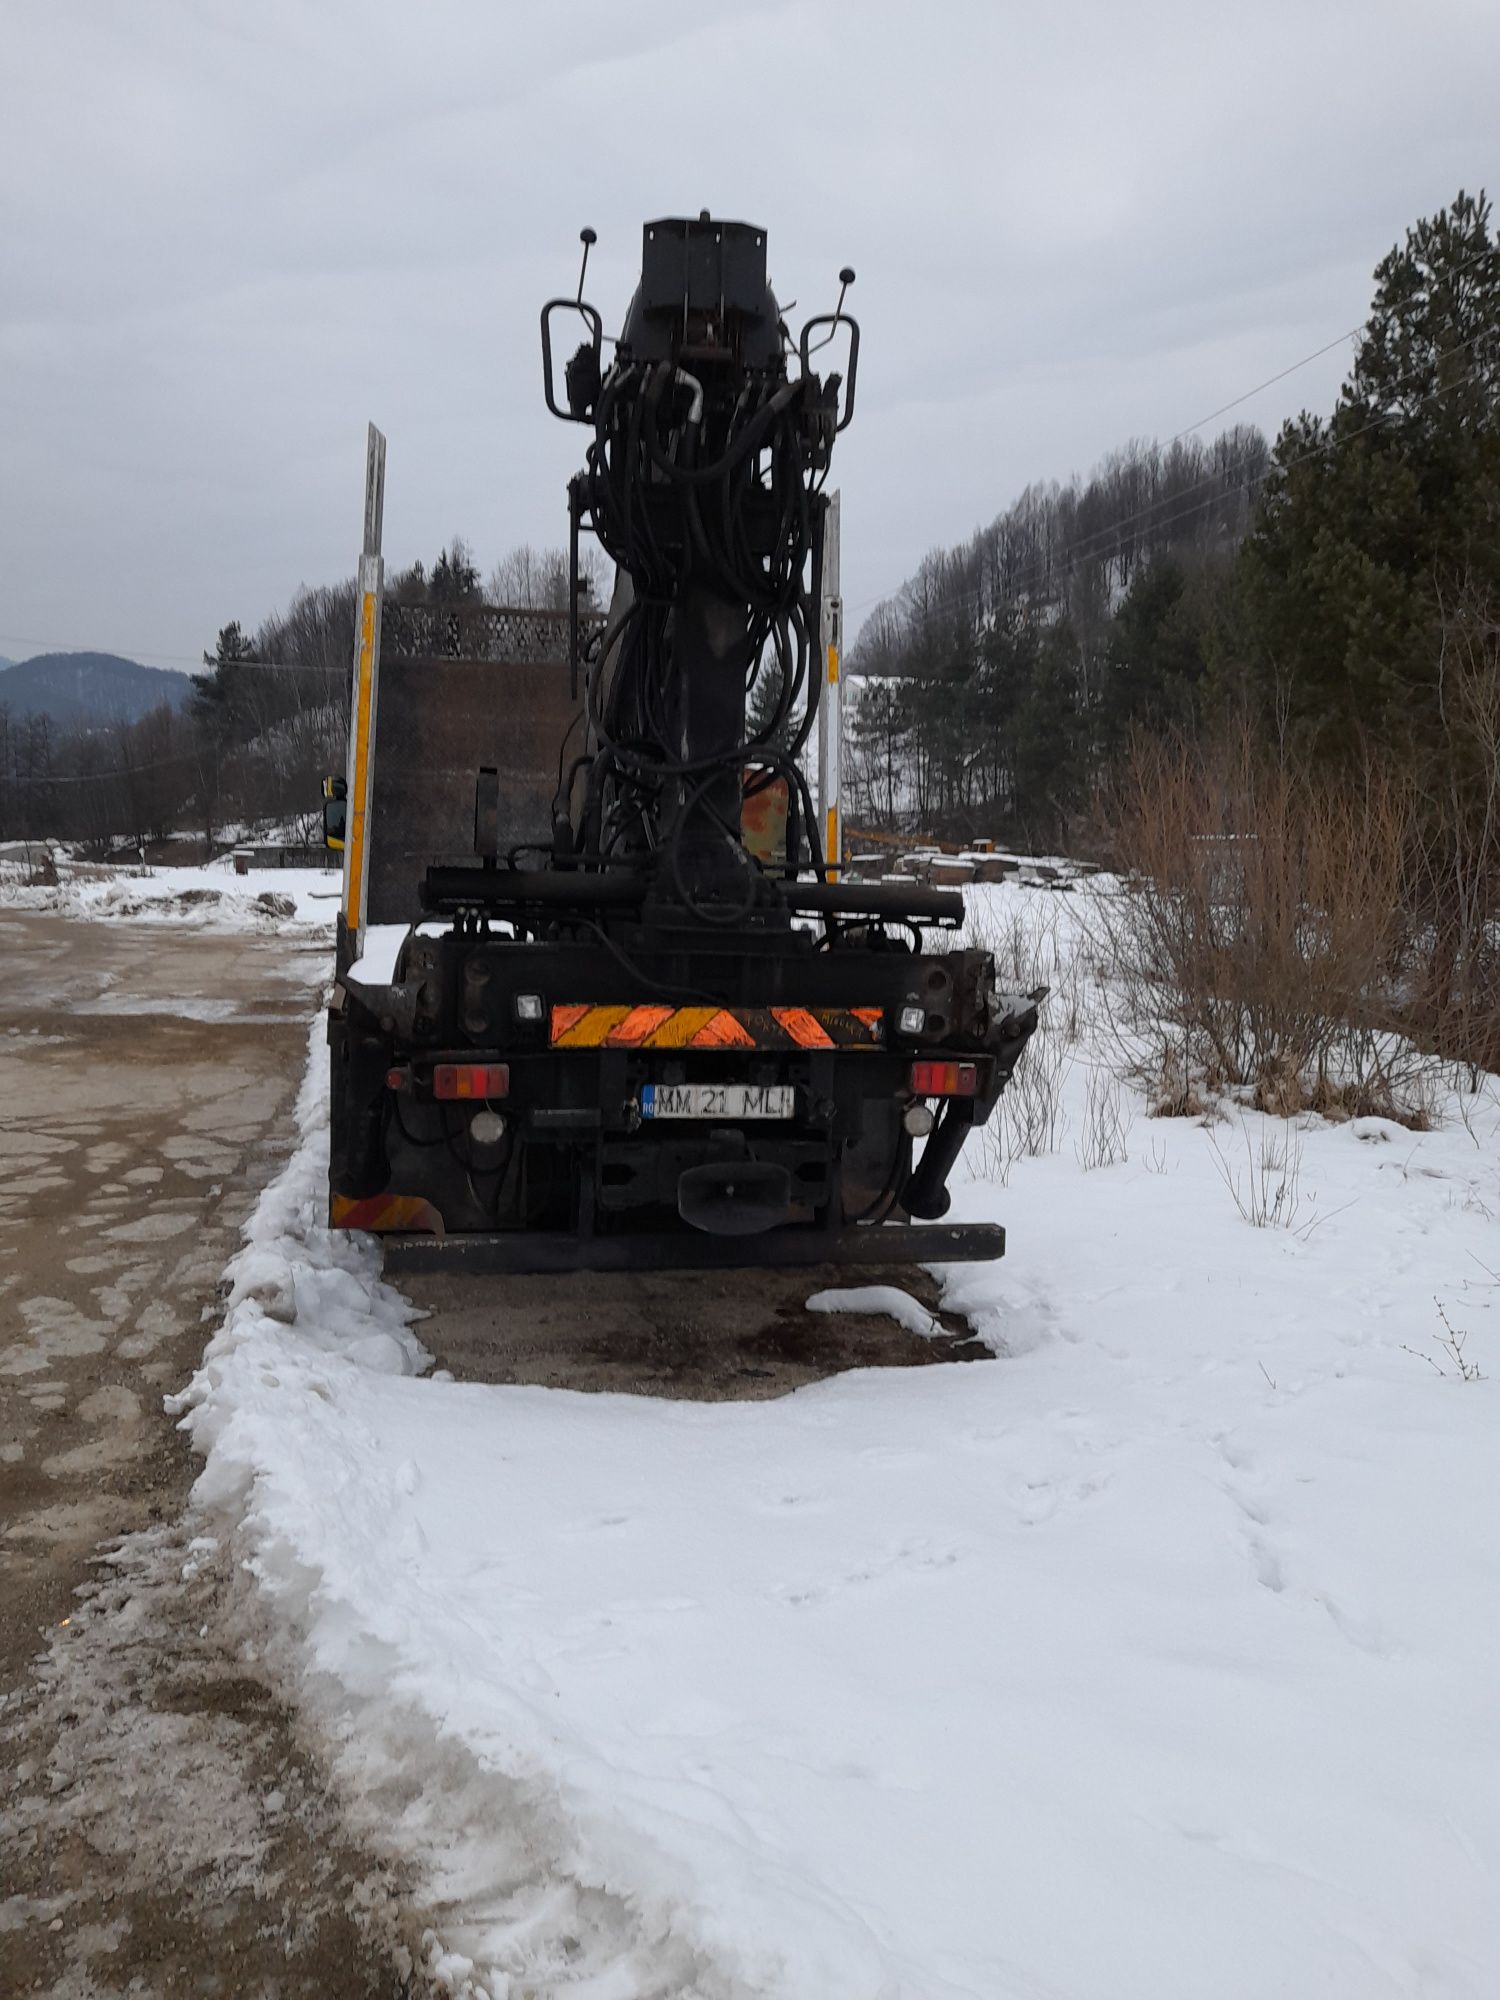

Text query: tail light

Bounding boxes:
[433,1063,510,1100]
[910,1059,978,1097]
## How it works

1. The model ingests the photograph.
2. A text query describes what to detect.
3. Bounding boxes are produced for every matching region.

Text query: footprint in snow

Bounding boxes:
[1213,1431,1255,1474]
[776,1538,967,1608]
[1247,1535,1286,1593]
[1225,1485,1271,1527]
[1317,1593,1393,1658]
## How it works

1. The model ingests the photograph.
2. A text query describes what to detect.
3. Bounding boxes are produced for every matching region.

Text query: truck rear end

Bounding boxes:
[330,859,1039,1271]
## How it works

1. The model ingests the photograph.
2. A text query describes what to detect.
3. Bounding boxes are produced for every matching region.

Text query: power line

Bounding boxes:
[848,324,1494,651]
[1157,238,1497,453]
[0,635,344,674]
[1,721,341,787]
[1,749,206,787]
[0,634,211,667]
[0,735,344,787]
[1158,331,1359,451]
[7,340,1488,738]
[6,250,1495,688]
[845,238,1500,627]
[201,659,344,673]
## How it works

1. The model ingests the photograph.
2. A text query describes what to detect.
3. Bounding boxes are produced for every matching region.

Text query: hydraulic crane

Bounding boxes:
[326,214,1039,1270]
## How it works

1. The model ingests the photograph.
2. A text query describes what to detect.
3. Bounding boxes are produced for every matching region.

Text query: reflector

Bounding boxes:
[909,1059,978,1097]
[433,1063,510,1100]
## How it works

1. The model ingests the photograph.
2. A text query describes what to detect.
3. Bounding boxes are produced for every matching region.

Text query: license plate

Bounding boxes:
[640,1083,794,1120]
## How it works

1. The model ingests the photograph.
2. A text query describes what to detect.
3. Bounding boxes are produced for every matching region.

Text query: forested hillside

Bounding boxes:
[852,425,1269,677]
[846,427,1269,834]
[0,652,193,725]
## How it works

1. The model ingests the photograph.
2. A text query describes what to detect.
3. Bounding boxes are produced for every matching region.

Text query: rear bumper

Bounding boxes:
[380,1219,1004,1275]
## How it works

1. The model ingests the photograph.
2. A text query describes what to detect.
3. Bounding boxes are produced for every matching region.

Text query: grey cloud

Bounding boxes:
[1,0,1494,667]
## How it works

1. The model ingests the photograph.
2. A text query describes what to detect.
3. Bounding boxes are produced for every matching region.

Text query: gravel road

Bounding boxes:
[0,912,419,1998]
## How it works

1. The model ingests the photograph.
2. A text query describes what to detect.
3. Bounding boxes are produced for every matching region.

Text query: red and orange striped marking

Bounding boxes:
[549,1004,884,1050]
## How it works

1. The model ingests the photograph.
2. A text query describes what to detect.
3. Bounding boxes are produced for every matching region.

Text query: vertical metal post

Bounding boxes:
[342,423,386,946]
[818,488,843,877]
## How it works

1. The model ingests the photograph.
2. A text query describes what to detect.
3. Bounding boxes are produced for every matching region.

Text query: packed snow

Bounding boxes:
[347,919,452,984]
[805,1285,944,1340]
[169,881,1500,1998]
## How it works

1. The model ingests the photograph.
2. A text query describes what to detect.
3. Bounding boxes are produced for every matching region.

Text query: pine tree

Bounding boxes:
[428,539,482,604]
[191,621,257,735]
[745,653,798,756]
[1239,190,1500,759]
[1099,554,1213,750]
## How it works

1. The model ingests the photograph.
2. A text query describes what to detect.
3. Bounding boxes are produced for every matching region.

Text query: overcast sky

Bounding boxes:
[2,0,1495,673]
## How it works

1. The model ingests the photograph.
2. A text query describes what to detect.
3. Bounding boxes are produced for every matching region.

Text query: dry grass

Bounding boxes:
[965,897,1083,1038]
[961,896,1080,1182]
[1207,1119,1306,1231]
[1143,1053,1221,1122]
[1075,1068,1130,1171]
[975,1024,1072,1183]
[1404,1301,1484,1382]
[1084,717,1490,1127]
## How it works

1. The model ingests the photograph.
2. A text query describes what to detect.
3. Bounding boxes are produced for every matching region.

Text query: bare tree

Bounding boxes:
[488,542,608,611]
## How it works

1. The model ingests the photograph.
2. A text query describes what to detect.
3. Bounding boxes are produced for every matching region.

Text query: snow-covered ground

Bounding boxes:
[0,854,339,929]
[165,881,1499,1997]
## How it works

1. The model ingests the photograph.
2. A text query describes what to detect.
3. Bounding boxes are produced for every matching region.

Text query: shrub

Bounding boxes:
[1085,718,1454,1108]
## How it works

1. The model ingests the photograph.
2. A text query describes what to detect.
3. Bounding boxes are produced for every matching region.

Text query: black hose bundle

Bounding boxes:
[571,352,829,907]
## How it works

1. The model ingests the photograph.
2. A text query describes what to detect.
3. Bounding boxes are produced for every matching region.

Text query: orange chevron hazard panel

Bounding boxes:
[331,1193,446,1236]
[549,1004,884,1050]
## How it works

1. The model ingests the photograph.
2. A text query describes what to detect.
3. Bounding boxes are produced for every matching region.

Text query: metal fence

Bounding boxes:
[381,601,606,666]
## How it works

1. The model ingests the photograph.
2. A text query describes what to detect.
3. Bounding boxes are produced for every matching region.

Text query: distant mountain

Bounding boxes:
[0,657,15,674]
[0,651,194,726]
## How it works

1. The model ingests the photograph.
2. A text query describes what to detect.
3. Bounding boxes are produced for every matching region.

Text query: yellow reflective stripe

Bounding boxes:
[345,589,377,934]
[553,1003,633,1047]
[827,642,839,685]
[641,1005,719,1047]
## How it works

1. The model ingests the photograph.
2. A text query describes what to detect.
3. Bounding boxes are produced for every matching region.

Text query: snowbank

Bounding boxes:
[173,885,1500,1998]
[0,857,339,930]
[170,1015,430,1509]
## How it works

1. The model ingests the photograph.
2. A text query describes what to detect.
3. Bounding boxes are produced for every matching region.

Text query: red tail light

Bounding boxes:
[432,1063,509,1100]
[910,1060,978,1097]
